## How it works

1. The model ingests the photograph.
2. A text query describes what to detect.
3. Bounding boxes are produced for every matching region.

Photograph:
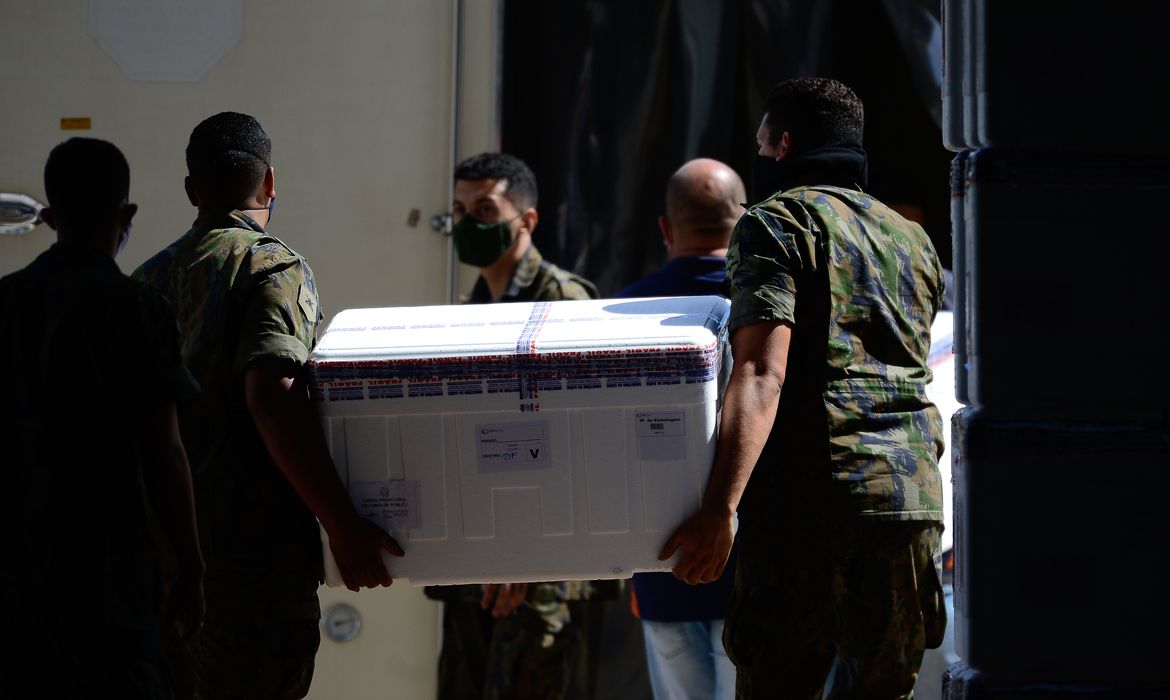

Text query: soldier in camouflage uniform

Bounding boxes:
[452,152,597,304]
[661,79,947,699]
[466,243,596,303]
[135,112,400,699]
[1,138,204,700]
[426,152,614,700]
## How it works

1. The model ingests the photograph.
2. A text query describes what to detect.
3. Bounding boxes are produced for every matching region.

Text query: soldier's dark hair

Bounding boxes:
[186,111,271,205]
[44,137,130,225]
[453,152,538,210]
[762,78,864,153]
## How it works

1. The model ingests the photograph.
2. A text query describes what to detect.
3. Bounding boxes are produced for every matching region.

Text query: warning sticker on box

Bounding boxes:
[349,480,421,531]
[636,411,686,461]
[476,421,551,473]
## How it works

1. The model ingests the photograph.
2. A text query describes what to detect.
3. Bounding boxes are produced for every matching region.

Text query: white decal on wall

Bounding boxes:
[89,0,243,82]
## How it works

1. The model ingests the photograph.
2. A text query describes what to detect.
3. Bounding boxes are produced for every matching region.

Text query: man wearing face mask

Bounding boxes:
[0,138,204,698]
[451,152,598,303]
[427,152,612,700]
[135,112,402,699]
[614,158,745,700]
[661,78,947,698]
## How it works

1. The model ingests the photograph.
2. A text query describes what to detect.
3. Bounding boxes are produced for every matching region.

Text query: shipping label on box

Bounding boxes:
[350,480,422,530]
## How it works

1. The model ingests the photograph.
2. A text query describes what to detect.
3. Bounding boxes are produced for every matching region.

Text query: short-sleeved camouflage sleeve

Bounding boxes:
[725,205,808,333]
[232,244,323,374]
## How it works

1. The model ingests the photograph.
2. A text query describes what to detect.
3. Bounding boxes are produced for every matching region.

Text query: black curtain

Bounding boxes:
[502,0,951,297]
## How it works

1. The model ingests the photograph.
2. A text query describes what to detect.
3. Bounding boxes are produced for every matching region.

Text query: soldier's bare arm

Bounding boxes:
[660,320,791,585]
[244,359,404,592]
[139,400,205,647]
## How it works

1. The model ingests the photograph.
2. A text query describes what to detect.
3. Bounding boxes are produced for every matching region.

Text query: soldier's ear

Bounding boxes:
[518,207,538,236]
[40,207,58,231]
[184,176,199,207]
[776,131,792,161]
[658,215,674,248]
[261,166,276,201]
[119,202,138,229]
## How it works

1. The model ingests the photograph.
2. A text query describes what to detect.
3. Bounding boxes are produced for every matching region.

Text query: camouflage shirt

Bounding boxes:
[727,185,945,523]
[133,211,325,580]
[468,244,598,302]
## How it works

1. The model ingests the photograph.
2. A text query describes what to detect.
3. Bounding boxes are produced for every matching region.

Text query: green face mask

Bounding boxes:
[452,214,517,267]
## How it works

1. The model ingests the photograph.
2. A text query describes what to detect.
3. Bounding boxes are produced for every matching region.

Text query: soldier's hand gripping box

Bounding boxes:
[307,296,730,586]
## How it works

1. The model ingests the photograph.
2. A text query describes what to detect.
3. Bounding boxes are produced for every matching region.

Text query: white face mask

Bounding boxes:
[115,223,132,258]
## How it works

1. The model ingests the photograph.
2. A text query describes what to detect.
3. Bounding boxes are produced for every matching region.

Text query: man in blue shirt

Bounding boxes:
[615,158,746,700]
[617,158,745,300]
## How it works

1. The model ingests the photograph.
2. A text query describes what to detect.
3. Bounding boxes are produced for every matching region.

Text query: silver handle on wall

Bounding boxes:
[0,193,46,235]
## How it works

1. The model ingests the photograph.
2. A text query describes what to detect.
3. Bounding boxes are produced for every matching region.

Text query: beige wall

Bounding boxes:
[1,1,501,697]
[0,0,498,316]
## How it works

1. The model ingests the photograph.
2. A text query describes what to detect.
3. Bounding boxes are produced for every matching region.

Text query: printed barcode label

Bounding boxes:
[635,411,686,461]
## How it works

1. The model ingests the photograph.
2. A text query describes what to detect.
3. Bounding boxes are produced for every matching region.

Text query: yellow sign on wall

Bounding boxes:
[60,117,92,130]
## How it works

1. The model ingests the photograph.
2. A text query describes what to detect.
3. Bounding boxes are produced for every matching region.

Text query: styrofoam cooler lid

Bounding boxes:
[309,296,730,362]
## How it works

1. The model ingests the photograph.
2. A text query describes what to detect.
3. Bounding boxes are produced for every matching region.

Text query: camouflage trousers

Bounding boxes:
[437,597,591,700]
[169,573,321,700]
[724,517,945,700]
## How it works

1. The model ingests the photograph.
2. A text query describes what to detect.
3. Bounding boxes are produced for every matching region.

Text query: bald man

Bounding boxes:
[617,158,746,299]
[614,158,745,700]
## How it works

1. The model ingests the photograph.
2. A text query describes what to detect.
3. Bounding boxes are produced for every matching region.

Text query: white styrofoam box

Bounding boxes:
[307,296,730,587]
